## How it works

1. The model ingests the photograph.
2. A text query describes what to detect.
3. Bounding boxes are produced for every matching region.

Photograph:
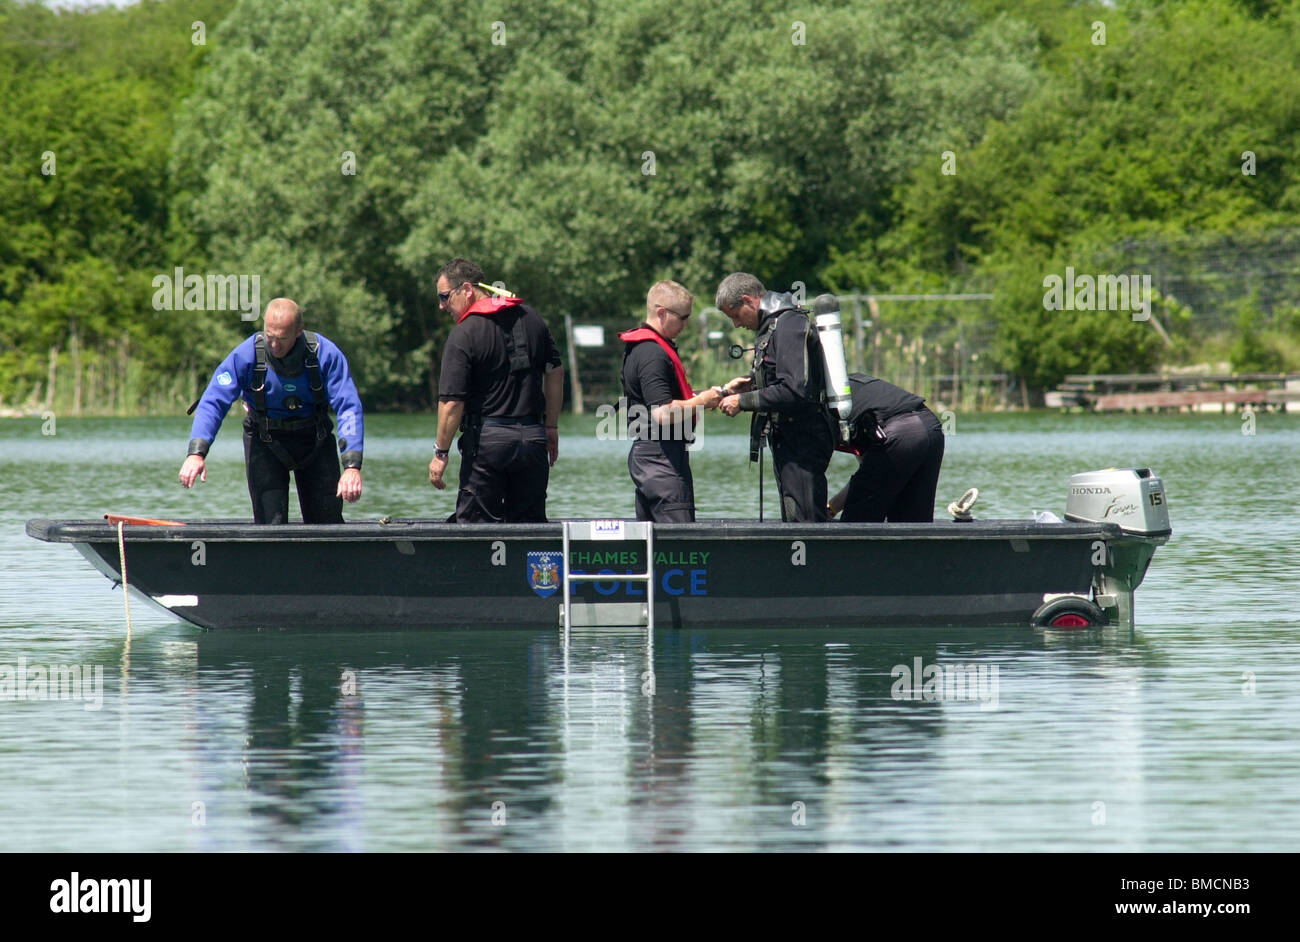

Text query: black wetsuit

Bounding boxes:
[438,302,562,523]
[840,373,944,522]
[621,326,695,522]
[736,292,834,522]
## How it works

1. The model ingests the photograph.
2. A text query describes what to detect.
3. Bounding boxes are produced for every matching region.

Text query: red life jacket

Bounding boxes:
[618,327,694,399]
[457,294,532,373]
[457,295,523,323]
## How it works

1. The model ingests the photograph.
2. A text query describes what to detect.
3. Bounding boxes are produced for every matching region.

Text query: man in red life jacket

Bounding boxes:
[428,258,564,522]
[619,280,749,522]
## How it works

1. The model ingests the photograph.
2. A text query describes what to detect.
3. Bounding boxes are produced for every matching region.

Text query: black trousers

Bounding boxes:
[842,408,945,522]
[455,423,549,523]
[769,417,833,522]
[242,419,344,524]
[628,439,694,523]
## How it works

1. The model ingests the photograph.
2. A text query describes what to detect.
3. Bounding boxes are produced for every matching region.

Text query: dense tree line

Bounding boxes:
[2,0,1295,414]
[864,0,1300,389]
[0,0,234,413]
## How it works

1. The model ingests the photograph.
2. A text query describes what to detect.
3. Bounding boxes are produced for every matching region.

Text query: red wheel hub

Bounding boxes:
[1049,613,1091,628]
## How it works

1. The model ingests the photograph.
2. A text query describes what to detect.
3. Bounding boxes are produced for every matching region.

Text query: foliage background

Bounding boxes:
[1,0,1296,414]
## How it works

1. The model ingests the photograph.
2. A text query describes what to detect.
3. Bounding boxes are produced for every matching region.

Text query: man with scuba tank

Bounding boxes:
[179,297,365,523]
[716,276,945,523]
[619,280,750,522]
[716,273,835,522]
[428,257,564,523]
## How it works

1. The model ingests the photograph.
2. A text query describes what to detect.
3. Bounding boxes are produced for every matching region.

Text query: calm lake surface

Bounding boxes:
[1,411,1297,851]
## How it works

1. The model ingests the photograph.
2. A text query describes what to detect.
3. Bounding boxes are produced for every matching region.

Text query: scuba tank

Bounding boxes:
[811,294,853,444]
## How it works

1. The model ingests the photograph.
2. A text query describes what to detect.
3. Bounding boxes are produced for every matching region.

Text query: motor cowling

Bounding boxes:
[1064,468,1170,537]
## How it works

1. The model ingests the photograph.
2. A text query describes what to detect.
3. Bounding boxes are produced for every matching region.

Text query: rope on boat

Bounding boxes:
[948,487,979,522]
[116,521,133,639]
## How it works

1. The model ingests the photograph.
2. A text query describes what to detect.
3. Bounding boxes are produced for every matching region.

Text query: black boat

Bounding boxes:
[26,468,1170,632]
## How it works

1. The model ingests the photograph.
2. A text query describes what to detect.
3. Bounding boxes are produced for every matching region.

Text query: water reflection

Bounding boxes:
[241,659,364,847]
[6,411,1297,851]
[167,625,1155,851]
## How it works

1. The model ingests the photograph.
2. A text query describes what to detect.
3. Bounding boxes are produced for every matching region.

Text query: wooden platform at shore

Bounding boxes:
[1049,372,1300,412]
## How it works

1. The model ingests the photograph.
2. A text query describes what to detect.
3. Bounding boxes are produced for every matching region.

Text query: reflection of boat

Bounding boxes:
[26,468,1170,632]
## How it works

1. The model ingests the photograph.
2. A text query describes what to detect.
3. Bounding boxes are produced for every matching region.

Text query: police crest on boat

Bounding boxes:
[527,551,563,598]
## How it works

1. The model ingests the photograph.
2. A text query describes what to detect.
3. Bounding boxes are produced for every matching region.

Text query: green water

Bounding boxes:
[1,411,1297,850]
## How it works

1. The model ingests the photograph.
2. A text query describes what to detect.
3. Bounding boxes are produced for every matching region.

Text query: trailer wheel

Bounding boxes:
[1031,597,1108,629]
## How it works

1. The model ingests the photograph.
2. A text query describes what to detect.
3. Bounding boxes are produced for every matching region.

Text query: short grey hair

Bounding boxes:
[715,272,764,311]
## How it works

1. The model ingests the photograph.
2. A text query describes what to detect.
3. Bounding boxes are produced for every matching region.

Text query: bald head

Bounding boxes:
[264,298,301,331]
[263,298,303,358]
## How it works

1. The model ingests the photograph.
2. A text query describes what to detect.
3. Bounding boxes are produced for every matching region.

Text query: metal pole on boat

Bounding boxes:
[758,439,765,522]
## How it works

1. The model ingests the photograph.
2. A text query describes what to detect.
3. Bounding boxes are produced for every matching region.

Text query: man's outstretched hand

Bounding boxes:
[337,467,362,502]
[179,455,207,488]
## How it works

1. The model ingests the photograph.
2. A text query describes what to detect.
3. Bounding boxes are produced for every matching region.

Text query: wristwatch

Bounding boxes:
[433,446,450,461]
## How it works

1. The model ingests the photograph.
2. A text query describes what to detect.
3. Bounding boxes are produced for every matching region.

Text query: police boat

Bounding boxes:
[26,467,1169,632]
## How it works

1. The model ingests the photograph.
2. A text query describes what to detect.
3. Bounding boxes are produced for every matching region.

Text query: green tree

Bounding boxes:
[870,0,1300,391]
[0,0,234,413]
[1228,294,1287,372]
[400,0,1039,383]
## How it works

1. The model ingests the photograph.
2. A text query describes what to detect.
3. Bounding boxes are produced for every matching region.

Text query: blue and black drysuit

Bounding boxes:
[188,331,365,523]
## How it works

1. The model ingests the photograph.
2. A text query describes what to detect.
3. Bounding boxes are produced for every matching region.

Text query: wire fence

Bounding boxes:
[551,229,1300,413]
[1110,228,1300,333]
[568,294,1014,413]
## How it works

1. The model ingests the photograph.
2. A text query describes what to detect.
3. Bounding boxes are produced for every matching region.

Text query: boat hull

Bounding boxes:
[26,518,1140,631]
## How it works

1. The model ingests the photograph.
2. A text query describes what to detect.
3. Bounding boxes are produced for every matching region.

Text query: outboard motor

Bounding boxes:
[1064,468,1171,629]
[1065,467,1170,536]
[811,294,853,444]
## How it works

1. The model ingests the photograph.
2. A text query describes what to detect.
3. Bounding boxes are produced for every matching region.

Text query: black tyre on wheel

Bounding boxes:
[1031,597,1108,629]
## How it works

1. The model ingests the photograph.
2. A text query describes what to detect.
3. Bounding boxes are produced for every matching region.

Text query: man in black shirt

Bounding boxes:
[828,373,945,522]
[716,272,834,522]
[428,258,564,522]
[619,280,737,522]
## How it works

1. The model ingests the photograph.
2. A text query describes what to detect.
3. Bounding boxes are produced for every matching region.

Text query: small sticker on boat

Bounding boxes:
[590,520,625,540]
[153,595,198,608]
[527,551,563,598]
